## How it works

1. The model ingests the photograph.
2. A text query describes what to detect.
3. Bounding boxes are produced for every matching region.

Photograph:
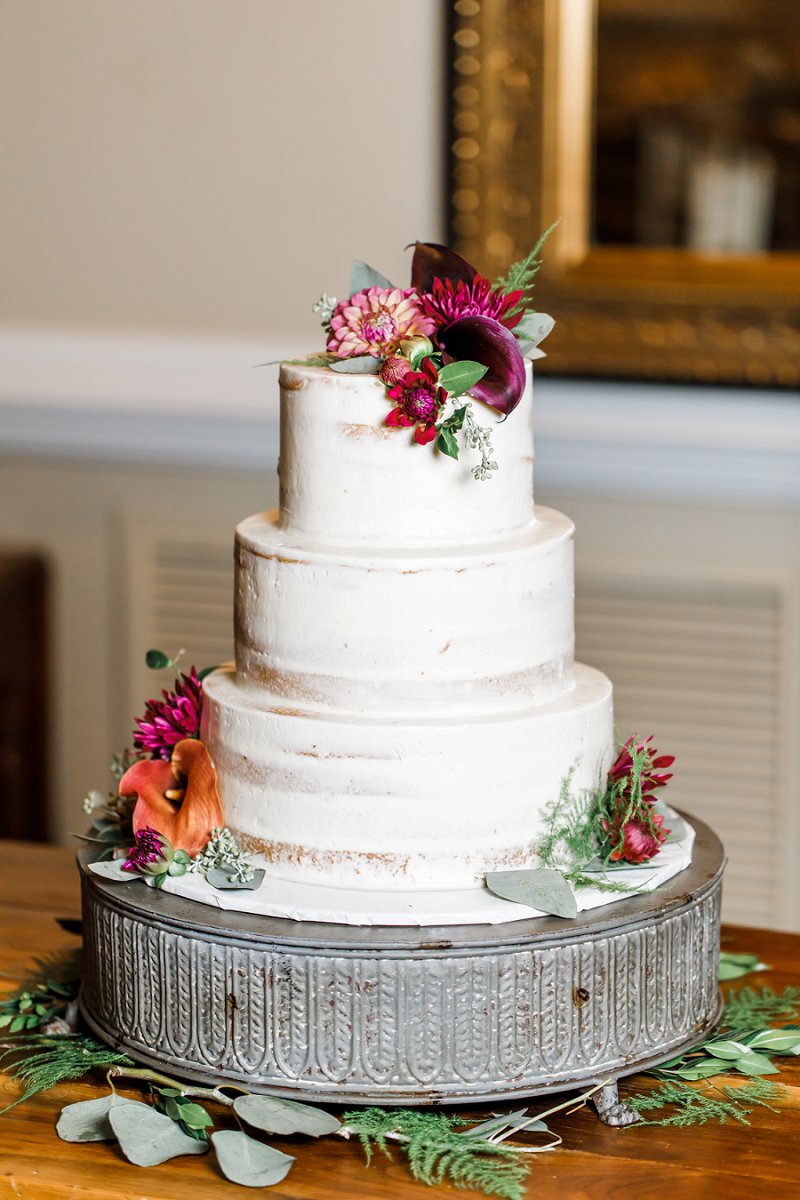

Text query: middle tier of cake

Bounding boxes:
[234,506,576,718]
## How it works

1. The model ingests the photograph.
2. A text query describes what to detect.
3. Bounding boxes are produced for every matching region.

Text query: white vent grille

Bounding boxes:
[123,527,235,727]
[576,577,785,927]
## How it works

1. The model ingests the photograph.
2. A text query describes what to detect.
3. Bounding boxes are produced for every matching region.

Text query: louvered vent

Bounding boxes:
[576,577,784,927]
[126,534,235,721]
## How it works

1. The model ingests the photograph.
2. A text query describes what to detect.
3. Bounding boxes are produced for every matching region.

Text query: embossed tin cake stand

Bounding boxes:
[79,817,724,1125]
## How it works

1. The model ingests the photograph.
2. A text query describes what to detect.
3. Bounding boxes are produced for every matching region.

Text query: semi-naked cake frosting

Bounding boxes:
[202,360,614,891]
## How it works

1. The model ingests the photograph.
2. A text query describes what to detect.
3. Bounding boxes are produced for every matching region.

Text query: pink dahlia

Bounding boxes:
[608,735,675,801]
[133,668,203,760]
[385,357,445,445]
[327,287,436,359]
[419,275,524,332]
[604,810,670,865]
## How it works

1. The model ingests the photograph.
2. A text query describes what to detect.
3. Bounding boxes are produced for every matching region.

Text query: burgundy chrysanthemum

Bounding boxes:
[607,735,675,800]
[123,825,170,874]
[419,275,524,332]
[133,668,203,760]
[603,810,669,865]
[385,357,445,445]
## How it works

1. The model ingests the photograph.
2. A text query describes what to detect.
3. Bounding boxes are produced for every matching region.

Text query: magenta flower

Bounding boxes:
[133,668,203,760]
[123,826,171,875]
[604,810,670,865]
[410,243,528,416]
[385,357,445,445]
[327,287,436,359]
[599,733,675,865]
[419,275,524,332]
[608,736,675,800]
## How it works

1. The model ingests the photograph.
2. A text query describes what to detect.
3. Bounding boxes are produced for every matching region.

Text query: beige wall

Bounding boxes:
[0,0,443,340]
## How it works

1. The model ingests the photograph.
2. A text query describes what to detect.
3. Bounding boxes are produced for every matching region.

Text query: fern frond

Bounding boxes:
[494,222,559,310]
[722,986,800,1032]
[0,1034,133,1113]
[342,1108,530,1200]
[626,1078,783,1127]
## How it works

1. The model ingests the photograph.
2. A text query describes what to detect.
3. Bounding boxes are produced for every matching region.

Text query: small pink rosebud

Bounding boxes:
[380,355,413,386]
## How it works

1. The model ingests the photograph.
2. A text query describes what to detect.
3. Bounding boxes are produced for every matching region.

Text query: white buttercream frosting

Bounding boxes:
[202,663,613,891]
[203,361,615,895]
[277,361,535,547]
[234,507,575,716]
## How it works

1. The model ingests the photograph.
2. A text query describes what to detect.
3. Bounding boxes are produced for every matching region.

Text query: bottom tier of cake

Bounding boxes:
[201,663,613,891]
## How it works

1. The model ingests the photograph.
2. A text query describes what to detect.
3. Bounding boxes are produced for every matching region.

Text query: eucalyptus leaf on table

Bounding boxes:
[233,1093,340,1137]
[485,868,578,919]
[211,1129,295,1187]
[109,1100,209,1166]
[56,1094,138,1143]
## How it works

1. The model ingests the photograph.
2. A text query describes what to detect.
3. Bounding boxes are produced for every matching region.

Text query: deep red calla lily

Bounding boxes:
[410,242,478,293]
[438,315,527,415]
[120,738,223,857]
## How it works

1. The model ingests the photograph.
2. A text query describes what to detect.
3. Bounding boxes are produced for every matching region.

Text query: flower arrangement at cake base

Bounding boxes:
[80,652,693,927]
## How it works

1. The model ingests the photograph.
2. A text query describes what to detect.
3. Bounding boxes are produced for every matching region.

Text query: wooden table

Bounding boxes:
[2,841,799,1198]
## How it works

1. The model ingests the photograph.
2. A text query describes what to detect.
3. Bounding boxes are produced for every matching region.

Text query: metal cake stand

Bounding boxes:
[79,817,725,1126]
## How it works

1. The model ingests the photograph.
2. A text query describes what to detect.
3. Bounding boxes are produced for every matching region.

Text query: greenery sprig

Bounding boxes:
[626,1078,782,1127]
[494,221,559,315]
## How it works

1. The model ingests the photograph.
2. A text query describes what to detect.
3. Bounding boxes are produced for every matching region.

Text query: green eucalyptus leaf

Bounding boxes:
[145,649,171,670]
[211,1129,294,1187]
[57,1095,139,1143]
[109,1100,209,1166]
[485,868,578,919]
[349,260,394,294]
[514,312,554,348]
[663,1060,729,1081]
[329,356,382,375]
[437,428,460,460]
[232,1093,340,1137]
[436,360,488,397]
[717,951,770,981]
[705,1040,750,1060]
[745,1028,800,1053]
[88,860,136,884]
[9,1015,27,1032]
[733,1051,780,1076]
[0,1014,13,1028]
[206,867,265,891]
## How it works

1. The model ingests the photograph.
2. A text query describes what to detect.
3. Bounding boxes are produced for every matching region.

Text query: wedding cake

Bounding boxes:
[201,354,614,892]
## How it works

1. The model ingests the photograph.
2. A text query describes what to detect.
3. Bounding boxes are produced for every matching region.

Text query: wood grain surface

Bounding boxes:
[1,841,798,1199]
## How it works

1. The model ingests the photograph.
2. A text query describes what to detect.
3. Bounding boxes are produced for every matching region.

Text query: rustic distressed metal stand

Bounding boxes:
[79,818,724,1125]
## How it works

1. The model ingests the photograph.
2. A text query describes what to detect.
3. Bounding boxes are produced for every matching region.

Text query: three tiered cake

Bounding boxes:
[202,360,614,893]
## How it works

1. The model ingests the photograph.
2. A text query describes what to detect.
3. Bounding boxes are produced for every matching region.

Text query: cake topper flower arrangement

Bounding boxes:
[303,234,555,479]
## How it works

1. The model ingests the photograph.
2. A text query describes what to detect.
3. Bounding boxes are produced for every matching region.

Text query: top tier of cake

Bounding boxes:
[277,363,535,548]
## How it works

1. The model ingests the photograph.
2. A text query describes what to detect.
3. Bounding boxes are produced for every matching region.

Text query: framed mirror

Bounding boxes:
[447,0,800,386]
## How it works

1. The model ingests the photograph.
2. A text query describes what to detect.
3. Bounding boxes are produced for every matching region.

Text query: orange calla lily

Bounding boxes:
[119,738,223,857]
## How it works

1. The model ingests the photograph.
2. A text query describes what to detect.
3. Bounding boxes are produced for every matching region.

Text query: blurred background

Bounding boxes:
[0,0,798,929]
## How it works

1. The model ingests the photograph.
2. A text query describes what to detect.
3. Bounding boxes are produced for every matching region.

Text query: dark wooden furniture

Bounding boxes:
[1,842,799,1198]
[0,556,48,840]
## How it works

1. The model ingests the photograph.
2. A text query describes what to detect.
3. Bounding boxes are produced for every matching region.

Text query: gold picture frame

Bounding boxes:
[447,0,800,386]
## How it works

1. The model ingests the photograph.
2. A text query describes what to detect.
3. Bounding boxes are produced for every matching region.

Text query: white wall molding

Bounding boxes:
[2,327,798,501]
